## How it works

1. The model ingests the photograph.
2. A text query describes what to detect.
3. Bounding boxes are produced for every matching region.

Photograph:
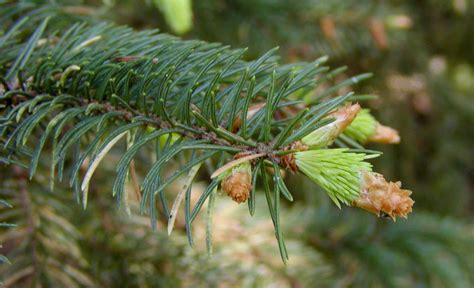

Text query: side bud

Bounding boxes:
[219,162,252,204]
[302,103,361,148]
[353,171,414,220]
[344,109,400,144]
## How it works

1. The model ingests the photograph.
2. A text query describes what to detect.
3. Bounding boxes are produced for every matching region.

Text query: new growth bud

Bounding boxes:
[344,109,400,144]
[353,171,414,220]
[302,103,361,148]
[220,162,252,203]
[295,148,374,207]
[294,149,413,219]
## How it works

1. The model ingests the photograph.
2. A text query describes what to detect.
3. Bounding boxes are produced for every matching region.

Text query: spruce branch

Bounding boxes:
[0,1,414,261]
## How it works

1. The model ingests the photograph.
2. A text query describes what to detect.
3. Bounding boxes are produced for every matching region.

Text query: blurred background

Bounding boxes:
[1,0,474,287]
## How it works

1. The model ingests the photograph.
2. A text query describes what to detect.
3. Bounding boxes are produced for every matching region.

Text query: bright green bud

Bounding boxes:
[295,148,375,207]
[302,104,360,148]
[344,109,400,144]
[343,109,377,143]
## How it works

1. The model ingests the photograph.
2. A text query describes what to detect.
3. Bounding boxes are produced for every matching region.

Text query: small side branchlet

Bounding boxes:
[273,104,412,219]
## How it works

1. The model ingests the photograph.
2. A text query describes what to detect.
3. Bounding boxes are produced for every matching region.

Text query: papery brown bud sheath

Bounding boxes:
[280,141,308,173]
[368,123,400,144]
[353,172,414,220]
[329,103,361,136]
[302,103,361,148]
[221,170,252,203]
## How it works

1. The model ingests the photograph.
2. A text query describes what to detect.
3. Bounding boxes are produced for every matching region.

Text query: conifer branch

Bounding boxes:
[0,1,414,261]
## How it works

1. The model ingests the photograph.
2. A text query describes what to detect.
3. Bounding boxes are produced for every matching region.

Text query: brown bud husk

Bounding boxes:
[280,141,308,173]
[353,172,414,220]
[368,123,400,144]
[232,103,266,132]
[329,103,361,135]
[222,170,252,203]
